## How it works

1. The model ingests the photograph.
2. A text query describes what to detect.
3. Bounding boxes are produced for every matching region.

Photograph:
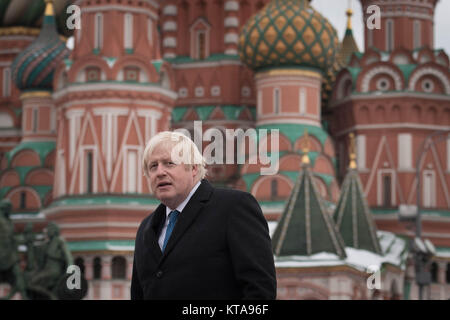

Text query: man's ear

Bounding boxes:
[191,164,199,178]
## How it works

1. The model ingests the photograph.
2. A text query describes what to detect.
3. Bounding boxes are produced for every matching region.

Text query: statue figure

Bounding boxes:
[26,222,73,300]
[0,199,28,299]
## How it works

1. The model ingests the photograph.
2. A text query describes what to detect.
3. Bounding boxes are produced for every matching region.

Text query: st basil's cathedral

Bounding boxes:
[0,0,449,300]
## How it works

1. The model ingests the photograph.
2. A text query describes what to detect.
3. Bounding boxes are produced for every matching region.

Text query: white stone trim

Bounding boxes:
[82,5,158,19]
[224,33,239,44]
[163,21,177,31]
[224,48,238,55]
[361,66,403,92]
[53,83,178,100]
[163,52,176,59]
[59,99,167,110]
[162,5,177,16]
[225,1,239,11]
[335,123,450,137]
[409,67,450,94]
[224,17,239,28]
[163,37,177,48]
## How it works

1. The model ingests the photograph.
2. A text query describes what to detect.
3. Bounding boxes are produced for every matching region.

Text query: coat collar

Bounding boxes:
[143,179,214,263]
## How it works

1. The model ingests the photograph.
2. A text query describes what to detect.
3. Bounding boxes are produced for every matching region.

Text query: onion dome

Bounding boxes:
[10,0,70,91]
[0,0,73,37]
[239,0,340,72]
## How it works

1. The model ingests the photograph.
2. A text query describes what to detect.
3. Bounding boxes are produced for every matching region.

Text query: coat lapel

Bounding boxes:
[161,179,213,258]
[143,203,166,261]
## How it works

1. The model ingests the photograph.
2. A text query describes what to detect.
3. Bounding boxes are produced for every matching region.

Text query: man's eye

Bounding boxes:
[149,164,157,170]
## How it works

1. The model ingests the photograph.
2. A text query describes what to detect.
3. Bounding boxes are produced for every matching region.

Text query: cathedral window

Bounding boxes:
[147,17,153,45]
[94,13,103,50]
[124,66,139,82]
[414,20,421,49]
[382,174,392,207]
[421,79,434,93]
[86,67,101,82]
[398,134,412,170]
[124,13,133,50]
[2,67,11,97]
[386,19,394,51]
[271,179,278,200]
[20,191,26,209]
[197,31,206,59]
[446,263,450,284]
[32,108,38,133]
[423,170,436,208]
[112,256,126,279]
[274,88,280,114]
[93,257,102,280]
[86,150,93,193]
[190,18,210,59]
[299,88,306,115]
[431,262,438,283]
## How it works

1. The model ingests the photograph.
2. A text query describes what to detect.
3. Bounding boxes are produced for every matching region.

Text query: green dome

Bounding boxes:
[239,0,340,73]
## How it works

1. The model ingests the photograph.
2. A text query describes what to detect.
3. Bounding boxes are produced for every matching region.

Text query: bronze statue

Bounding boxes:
[0,199,87,300]
[26,222,74,299]
[0,199,28,300]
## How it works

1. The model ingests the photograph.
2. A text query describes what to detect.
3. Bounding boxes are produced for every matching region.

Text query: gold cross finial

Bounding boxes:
[349,132,357,169]
[44,0,54,16]
[346,0,353,30]
[301,129,311,165]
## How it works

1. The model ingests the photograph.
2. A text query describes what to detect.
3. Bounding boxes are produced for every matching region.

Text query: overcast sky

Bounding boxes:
[312,0,450,54]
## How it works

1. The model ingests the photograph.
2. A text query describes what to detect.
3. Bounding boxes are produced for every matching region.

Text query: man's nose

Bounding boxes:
[155,163,166,176]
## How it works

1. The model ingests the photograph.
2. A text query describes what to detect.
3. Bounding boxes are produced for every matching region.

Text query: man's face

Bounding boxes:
[147,143,198,209]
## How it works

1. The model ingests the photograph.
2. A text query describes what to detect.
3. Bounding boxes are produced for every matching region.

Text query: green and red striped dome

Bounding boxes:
[10,1,70,91]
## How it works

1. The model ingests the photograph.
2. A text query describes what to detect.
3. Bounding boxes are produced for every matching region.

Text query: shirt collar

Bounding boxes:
[165,180,201,217]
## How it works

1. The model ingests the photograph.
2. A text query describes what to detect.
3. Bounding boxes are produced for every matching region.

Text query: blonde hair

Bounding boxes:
[142,131,207,182]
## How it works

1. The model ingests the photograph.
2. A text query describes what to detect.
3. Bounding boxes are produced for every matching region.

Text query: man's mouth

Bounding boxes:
[157,182,172,188]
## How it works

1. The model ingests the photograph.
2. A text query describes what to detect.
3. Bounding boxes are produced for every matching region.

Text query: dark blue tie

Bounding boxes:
[162,210,180,252]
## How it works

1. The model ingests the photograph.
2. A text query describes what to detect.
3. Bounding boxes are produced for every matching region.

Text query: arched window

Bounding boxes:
[386,19,394,51]
[93,256,102,280]
[111,256,126,279]
[124,13,133,50]
[446,263,450,284]
[274,88,280,114]
[271,179,278,200]
[382,174,392,207]
[94,13,103,50]
[413,20,421,49]
[431,262,438,283]
[75,257,85,275]
[190,18,210,59]
[3,67,11,97]
[20,191,26,209]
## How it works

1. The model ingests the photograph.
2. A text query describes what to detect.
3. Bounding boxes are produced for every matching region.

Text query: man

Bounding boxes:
[131,131,276,299]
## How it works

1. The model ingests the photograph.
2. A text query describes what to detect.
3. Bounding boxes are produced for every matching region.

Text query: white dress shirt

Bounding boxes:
[158,181,201,250]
